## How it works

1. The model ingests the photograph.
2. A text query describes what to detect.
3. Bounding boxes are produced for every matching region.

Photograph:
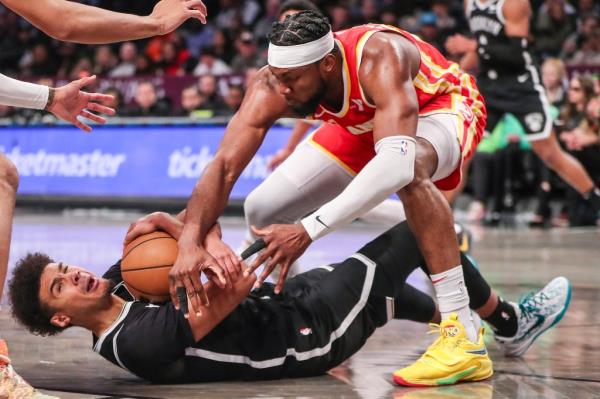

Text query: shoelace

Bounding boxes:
[426,323,461,352]
[518,291,550,322]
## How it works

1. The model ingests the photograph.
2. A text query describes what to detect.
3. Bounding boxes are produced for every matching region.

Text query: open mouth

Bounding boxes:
[86,277,96,293]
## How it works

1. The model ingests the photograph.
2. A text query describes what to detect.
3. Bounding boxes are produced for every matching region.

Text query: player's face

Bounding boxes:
[269,63,327,116]
[39,262,112,325]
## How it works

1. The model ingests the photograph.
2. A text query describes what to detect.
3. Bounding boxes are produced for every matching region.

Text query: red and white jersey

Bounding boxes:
[309,24,486,186]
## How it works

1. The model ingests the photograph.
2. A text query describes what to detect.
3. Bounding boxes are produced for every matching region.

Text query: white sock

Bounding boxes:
[431,265,478,343]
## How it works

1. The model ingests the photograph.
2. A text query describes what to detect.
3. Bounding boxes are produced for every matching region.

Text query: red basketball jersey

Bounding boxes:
[309,24,486,189]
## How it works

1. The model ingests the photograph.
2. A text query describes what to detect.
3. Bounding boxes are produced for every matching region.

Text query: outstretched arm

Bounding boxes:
[0,0,206,44]
[170,71,288,316]
[0,74,114,132]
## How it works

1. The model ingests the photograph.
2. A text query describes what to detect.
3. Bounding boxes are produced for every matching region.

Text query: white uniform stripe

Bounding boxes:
[385,297,395,322]
[93,302,132,353]
[112,325,132,373]
[185,253,377,368]
[522,50,553,141]
[496,0,506,24]
[317,265,334,272]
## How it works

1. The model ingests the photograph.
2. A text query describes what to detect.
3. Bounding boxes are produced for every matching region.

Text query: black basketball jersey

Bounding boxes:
[91,262,339,383]
[467,0,531,76]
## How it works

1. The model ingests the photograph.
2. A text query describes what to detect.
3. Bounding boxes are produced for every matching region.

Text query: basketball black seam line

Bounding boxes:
[125,280,166,296]
[121,263,173,272]
[123,235,173,259]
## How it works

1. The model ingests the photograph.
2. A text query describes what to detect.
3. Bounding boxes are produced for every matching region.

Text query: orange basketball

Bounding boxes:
[121,231,178,302]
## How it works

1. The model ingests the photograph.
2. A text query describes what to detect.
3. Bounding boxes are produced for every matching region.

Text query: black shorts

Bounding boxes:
[478,71,554,141]
[243,256,396,379]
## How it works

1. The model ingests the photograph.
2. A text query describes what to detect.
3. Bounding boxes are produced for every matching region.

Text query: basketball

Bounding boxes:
[121,231,178,302]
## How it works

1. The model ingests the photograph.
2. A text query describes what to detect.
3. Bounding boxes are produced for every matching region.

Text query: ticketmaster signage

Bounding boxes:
[0,125,292,199]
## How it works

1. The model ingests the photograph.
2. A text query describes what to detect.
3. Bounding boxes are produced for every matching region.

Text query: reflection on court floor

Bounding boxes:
[2,211,600,398]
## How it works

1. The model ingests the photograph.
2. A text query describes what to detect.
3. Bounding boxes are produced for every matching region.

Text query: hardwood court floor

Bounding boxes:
[1,211,599,398]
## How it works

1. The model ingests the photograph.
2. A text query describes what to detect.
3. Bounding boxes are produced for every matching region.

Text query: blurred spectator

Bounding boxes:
[352,0,380,25]
[126,81,172,117]
[566,22,600,66]
[93,45,117,76]
[110,42,137,78]
[577,0,600,19]
[135,54,154,76]
[158,40,190,76]
[219,84,245,116]
[418,12,444,52]
[530,74,596,227]
[21,43,58,77]
[431,0,459,37]
[102,86,126,115]
[328,3,352,31]
[230,31,267,74]
[177,84,214,117]
[561,74,596,130]
[198,74,227,112]
[212,28,236,64]
[541,58,568,107]
[183,23,216,58]
[215,0,261,31]
[533,0,577,59]
[562,15,598,59]
[193,45,232,76]
[55,42,81,80]
[0,12,27,74]
[467,114,533,224]
[559,90,600,226]
[69,57,93,79]
[254,0,281,47]
[379,6,400,26]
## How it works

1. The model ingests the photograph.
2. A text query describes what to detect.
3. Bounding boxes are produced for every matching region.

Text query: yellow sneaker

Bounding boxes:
[392,314,493,387]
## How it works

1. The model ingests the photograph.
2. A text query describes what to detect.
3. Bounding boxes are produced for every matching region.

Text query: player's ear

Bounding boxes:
[319,53,337,74]
[50,313,71,328]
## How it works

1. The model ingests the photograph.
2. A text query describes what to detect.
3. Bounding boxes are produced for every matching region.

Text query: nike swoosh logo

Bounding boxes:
[431,276,447,284]
[466,348,488,355]
[522,315,545,339]
[315,215,329,229]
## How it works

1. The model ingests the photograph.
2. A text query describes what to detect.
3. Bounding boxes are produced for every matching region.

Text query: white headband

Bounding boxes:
[268,30,334,68]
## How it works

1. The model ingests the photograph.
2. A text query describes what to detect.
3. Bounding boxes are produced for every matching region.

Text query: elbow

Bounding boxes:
[47,24,75,42]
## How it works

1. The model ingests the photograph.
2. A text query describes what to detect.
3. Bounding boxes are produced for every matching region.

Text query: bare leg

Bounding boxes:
[397,139,461,274]
[443,156,472,205]
[531,132,595,194]
[0,154,18,304]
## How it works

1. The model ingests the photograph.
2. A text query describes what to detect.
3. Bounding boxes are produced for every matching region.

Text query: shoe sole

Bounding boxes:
[392,362,493,387]
[507,278,572,357]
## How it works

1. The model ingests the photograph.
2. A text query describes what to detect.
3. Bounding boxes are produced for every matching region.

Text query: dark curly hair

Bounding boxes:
[8,253,64,336]
[268,10,331,46]
[277,0,320,18]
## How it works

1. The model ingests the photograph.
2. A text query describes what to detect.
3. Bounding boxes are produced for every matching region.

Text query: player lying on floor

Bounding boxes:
[8,214,570,385]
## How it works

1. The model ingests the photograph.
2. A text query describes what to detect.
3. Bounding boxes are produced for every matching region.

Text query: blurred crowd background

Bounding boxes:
[1,0,599,227]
